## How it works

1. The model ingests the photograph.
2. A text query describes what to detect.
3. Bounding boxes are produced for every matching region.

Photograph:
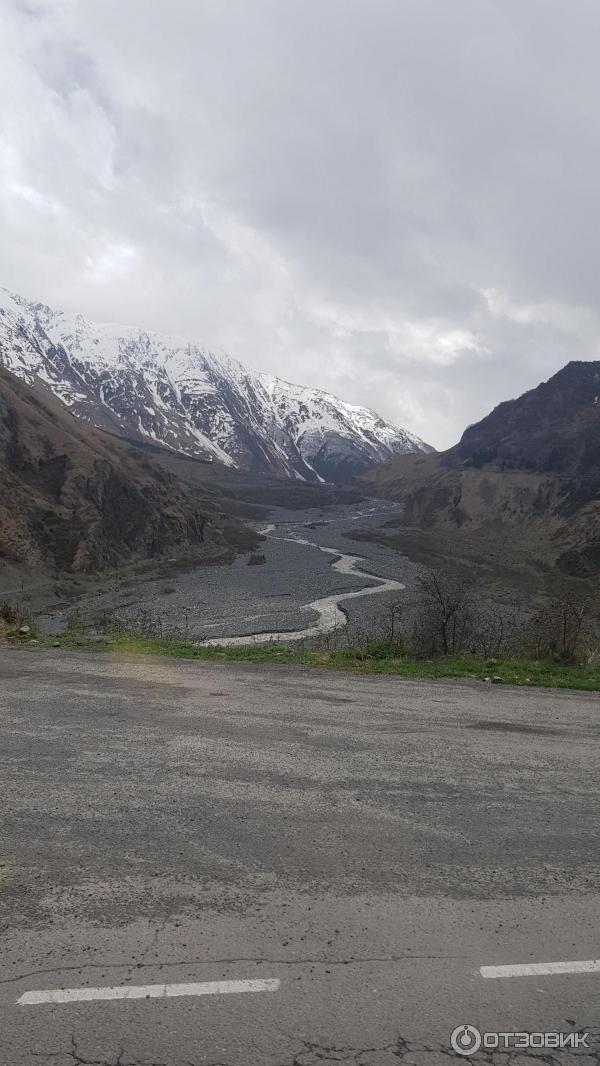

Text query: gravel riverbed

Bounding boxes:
[39,499,421,644]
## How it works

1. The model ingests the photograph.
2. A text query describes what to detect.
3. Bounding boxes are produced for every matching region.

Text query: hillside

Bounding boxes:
[0,369,256,577]
[362,362,600,578]
[0,288,430,483]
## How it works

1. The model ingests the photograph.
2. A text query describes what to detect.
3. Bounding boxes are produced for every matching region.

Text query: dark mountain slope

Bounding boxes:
[454,361,600,485]
[362,362,600,577]
[0,369,255,575]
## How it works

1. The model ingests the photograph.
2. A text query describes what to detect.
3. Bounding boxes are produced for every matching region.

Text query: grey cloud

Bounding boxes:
[2,0,600,447]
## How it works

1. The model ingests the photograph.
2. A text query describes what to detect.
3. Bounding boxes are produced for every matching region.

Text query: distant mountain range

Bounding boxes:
[0,289,431,483]
[363,361,600,577]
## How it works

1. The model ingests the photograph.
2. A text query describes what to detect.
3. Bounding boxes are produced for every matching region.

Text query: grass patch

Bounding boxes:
[8,628,600,690]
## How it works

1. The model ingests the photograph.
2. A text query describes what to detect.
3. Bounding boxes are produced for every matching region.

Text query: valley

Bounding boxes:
[17,498,413,639]
[34,499,420,645]
[3,301,600,655]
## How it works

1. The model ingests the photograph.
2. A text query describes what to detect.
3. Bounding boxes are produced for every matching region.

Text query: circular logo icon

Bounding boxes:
[451,1025,482,1056]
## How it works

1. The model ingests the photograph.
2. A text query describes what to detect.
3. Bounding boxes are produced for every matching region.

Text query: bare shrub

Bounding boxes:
[522,593,590,662]
[584,639,600,668]
[64,608,88,637]
[0,598,36,631]
[0,601,20,626]
[469,601,522,659]
[410,571,475,657]
[384,600,404,644]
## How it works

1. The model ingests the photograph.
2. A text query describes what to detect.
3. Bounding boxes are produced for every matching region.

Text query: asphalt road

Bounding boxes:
[1,646,600,1065]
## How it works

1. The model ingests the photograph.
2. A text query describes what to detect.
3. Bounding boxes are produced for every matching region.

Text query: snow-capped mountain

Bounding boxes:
[0,288,431,482]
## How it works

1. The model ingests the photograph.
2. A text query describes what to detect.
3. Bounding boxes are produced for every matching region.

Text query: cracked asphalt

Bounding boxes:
[1,646,600,1065]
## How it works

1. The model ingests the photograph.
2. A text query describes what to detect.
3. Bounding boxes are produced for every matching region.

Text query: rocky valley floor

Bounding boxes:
[29,499,420,646]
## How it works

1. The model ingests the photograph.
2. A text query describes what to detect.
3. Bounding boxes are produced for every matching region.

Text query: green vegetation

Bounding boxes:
[6,628,600,691]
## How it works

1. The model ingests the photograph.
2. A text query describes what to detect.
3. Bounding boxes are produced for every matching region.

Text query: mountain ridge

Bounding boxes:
[361,360,600,578]
[0,287,431,483]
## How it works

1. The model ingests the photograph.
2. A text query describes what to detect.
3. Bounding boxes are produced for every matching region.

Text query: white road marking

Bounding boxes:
[481,960,600,979]
[18,978,280,1005]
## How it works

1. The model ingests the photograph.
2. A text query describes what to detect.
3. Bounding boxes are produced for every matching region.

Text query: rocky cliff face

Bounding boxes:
[454,361,600,482]
[0,369,252,574]
[362,362,600,577]
[0,288,430,483]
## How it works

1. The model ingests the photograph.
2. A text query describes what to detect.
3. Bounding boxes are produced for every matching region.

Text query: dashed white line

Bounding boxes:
[18,978,281,1006]
[481,960,600,979]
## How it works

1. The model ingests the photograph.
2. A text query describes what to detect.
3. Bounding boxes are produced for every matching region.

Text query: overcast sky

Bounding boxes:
[2,0,600,448]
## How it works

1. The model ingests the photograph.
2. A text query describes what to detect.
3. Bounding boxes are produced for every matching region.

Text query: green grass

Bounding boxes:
[7,628,600,691]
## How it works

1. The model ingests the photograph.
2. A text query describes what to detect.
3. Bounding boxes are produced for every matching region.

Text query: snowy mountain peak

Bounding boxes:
[0,289,432,482]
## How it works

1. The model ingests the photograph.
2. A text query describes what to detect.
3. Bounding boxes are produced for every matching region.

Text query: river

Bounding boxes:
[199,514,406,645]
[39,499,419,645]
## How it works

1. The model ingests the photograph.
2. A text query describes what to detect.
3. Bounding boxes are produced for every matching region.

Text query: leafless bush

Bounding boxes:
[384,600,404,644]
[0,601,20,626]
[0,597,36,631]
[396,569,595,663]
[583,639,600,668]
[409,571,475,657]
[468,601,522,659]
[65,608,85,635]
[521,593,591,662]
